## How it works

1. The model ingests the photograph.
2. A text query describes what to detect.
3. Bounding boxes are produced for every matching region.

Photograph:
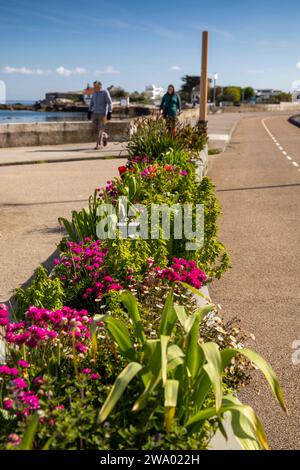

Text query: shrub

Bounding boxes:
[14,267,65,319]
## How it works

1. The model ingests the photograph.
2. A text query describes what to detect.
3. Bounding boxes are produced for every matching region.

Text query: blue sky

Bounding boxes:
[1,0,300,100]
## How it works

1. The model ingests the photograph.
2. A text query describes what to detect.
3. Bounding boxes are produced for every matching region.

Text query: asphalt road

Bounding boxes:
[209,114,300,450]
[0,158,126,302]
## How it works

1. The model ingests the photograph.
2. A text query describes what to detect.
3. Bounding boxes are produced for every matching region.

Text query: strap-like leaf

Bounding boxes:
[200,342,223,413]
[159,289,177,336]
[105,317,136,361]
[99,362,142,423]
[121,291,145,346]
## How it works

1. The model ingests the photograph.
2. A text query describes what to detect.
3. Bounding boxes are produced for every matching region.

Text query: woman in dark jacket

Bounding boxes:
[160,84,181,132]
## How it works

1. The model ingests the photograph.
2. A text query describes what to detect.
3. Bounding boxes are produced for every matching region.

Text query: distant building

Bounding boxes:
[255,89,281,103]
[292,90,300,102]
[145,84,165,101]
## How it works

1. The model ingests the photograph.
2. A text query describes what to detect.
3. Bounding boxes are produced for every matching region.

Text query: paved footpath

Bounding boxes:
[0,157,126,302]
[209,114,300,449]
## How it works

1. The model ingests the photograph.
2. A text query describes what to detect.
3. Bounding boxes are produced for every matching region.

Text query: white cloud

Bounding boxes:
[95,65,120,75]
[4,66,50,75]
[170,65,181,71]
[56,66,88,77]
[296,62,300,70]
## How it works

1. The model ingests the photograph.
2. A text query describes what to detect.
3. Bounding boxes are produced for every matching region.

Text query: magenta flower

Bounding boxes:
[3,399,14,410]
[0,365,19,376]
[180,170,188,176]
[12,378,27,389]
[82,368,92,375]
[90,373,101,380]
[17,360,30,369]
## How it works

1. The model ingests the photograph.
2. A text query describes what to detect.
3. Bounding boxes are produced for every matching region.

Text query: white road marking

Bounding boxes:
[262,118,299,172]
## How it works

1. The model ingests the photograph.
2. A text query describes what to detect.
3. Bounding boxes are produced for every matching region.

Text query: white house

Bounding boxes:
[145,84,165,101]
[255,89,281,103]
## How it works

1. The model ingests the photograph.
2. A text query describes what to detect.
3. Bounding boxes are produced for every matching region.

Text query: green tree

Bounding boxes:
[129,91,152,105]
[243,86,255,101]
[179,75,200,102]
[108,86,129,98]
[221,86,242,104]
[276,92,292,103]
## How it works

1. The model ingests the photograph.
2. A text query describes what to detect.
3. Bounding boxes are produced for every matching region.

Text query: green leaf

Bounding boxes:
[221,348,287,413]
[223,395,269,450]
[104,317,136,361]
[121,291,145,345]
[159,289,177,336]
[186,309,206,378]
[19,413,39,450]
[164,379,179,408]
[194,371,211,409]
[239,348,287,413]
[58,217,78,242]
[161,336,170,385]
[200,342,223,413]
[180,282,211,304]
[174,304,195,334]
[99,362,143,423]
[186,395,269,450]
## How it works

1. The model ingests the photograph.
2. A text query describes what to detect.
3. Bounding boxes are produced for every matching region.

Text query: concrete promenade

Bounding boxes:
[209,113,300,449]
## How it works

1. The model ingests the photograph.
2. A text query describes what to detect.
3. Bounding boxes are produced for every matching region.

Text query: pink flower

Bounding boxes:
[82,368,92,375]
[180,170,188,176]
[90,373,101,380]
[12,378,27,389]
[0,365,19,376]
[7,434,21,446]
[17,360,30,369]
[3,399,14,410]
[75,343,88,354]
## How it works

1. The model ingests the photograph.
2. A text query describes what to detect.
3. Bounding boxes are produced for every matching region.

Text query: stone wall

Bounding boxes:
[0,120,132,148]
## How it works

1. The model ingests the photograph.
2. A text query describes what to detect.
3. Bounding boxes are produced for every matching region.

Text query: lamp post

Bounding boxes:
[200,31,209,123]
[213,72,218,106]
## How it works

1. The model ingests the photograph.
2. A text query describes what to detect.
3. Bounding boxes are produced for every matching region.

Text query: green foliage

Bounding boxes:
[221,86,242,104]
[179,75,200,102]
[243,86,255,101]
[14,266,65,317]
[59,190,99,242]
[128,117,207,161]
[129,91,152,105]
[99,290,286,450]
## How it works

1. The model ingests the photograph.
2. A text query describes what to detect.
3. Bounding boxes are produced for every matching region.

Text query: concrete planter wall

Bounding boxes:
[0,120,132,148]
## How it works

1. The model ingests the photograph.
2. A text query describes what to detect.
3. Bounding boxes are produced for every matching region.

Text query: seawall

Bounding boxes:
[0,121,132,148]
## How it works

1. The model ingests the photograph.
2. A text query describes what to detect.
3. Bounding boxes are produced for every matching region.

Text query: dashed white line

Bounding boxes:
[262,118,299,173]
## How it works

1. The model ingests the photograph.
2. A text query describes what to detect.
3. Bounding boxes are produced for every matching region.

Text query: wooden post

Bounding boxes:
[199,31,209,123]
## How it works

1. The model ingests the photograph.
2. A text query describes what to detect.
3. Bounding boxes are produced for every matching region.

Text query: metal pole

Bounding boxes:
[200,31,209,123]
[213,76,217,106]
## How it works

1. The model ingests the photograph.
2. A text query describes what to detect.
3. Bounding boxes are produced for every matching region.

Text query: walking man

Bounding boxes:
[89,81,113,150]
